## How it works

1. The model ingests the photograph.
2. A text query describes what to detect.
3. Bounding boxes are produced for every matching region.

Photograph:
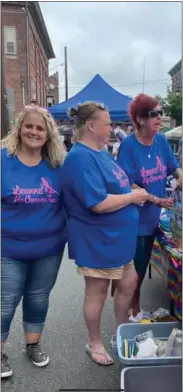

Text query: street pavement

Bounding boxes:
[2,247,170,392]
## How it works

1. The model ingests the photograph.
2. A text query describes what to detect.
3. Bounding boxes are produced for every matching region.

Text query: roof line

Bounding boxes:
[168,60,182,75]
[29,2,55,59]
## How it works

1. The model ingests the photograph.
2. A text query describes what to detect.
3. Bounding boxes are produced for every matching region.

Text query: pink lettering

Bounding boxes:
[12,177,58,204]
[14,195,56,204]
[112,169,122,180]
[120,179,129,187]
[112,163,129,189]
[140,156,167,185]
[142,172,167,185]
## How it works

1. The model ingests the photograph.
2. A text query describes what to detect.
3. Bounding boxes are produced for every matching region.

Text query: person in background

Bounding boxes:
[103,143,109,152]
[117,94,182,323]
[64,136,72,152]
[1,106,66,378]
[112,127,127,159]
[112,135,121,159]
[178,138,182,168]
[113,122,126,136]
[126,124,134,135]
[61,101,148,365]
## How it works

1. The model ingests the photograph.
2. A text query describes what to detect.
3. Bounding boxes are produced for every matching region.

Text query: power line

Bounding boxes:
[49,62,65,73]
[60,69,65,84]
[9,78,170,95]
[57,78,170,89]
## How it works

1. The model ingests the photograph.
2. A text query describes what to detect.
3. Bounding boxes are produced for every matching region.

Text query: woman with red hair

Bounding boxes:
[117,94,182,322]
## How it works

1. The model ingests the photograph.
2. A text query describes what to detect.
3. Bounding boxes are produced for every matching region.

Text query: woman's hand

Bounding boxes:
[158,197,174,209]
[131,188,148,205]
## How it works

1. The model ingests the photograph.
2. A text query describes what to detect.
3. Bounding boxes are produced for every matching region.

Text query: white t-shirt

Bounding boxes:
[113,127,127,141]
[112,142,120,159]
[112,141,120,154]
[103,144,108,152]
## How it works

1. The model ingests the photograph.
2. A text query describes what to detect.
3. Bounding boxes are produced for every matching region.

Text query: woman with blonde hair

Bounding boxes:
[61,102,148,366]
[1,106,67,378]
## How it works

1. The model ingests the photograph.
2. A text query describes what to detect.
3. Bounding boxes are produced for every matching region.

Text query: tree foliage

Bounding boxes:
[155,89,182,126]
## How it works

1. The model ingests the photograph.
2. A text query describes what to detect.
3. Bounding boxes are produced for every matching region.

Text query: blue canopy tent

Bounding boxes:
[49,74,132,121]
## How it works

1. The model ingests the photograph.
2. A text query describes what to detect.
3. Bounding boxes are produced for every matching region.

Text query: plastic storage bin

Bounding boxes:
[117,321,182,366]
[121,365,182,392]
[110,334,118,356]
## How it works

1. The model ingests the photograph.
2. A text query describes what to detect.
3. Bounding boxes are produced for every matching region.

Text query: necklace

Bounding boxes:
[147,142,155,158]
[148,150,152,159]
[135,132,154,158]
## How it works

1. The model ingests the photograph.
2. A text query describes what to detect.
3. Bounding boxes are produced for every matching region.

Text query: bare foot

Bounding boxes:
[85,342,114,366]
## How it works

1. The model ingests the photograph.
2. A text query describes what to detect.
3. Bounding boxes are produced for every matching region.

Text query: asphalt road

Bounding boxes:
[2,247,170,392]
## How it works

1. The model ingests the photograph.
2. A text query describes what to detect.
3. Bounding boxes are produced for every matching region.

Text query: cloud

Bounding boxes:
[40,1,181,100]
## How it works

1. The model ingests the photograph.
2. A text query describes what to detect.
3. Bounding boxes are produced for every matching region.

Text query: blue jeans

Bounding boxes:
[1,252,64,342]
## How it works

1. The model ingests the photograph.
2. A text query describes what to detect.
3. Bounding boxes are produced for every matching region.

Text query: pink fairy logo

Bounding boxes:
[112,162,129,188]
[140,156,167,185]
[40,178,59,195]
[12,177,58,204]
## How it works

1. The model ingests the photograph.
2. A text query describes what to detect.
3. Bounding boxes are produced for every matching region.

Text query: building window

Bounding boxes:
[4,26,16,55]
[31,77,37,102]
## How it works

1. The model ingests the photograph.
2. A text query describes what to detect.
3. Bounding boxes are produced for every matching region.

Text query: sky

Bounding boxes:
[40,1,182,102]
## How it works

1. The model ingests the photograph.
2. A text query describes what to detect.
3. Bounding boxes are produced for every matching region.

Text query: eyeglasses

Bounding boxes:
[84,102,108,122]
[148,109,164,118]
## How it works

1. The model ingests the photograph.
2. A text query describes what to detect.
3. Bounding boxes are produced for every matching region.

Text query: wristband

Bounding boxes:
[148,194,159,205]
[154,196,158,205]
[157,198,162,207]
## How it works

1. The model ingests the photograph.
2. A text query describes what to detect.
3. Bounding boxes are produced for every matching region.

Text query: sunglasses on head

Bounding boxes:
[84,103,108,122]
[148,109,164,118]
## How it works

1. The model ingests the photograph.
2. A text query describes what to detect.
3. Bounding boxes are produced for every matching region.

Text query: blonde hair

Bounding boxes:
[68,101,107,142]
[1,106,66,167]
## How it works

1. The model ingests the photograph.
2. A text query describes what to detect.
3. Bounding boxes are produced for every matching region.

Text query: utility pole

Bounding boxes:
[64,46,68,100]
[1,28,9,138]
[142,56,146,94]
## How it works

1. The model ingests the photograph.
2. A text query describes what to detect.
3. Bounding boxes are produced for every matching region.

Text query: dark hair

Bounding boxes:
[128,94,159,130]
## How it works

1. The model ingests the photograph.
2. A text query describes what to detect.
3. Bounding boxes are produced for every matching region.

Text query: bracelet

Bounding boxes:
[154,196,158,205]
[148,193,159,205]
[157,198,161,207]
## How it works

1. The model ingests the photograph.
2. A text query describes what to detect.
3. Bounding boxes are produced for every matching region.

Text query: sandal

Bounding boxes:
[85,343,114,366]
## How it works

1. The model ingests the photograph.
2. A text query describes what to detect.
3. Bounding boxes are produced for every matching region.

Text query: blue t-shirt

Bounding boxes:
[1,148,67,260]
[117,133,179,236]
[61,143,139,269]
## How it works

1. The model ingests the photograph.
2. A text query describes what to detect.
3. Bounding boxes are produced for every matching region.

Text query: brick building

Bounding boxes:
[48,71,59,105]
[168,60,182,93]
[2,1,55,123]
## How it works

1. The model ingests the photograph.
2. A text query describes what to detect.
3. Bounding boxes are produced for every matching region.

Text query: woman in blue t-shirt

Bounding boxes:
[117,94,182,323]
[1,106,67,378]
[61,102,148,366]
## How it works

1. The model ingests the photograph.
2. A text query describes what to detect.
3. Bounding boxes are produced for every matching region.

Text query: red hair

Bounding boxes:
[128,94,159,129]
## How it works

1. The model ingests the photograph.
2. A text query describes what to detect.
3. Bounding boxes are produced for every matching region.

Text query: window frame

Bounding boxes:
[4,26,17,55]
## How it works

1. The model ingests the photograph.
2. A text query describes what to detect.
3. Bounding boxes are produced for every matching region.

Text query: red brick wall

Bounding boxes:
[2,2,49,116]
[48,72,59,104]
[2,4,28,115]
[27,11,48,107]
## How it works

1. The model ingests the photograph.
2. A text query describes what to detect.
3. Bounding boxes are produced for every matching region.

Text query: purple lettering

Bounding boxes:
[12,178,58,203]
